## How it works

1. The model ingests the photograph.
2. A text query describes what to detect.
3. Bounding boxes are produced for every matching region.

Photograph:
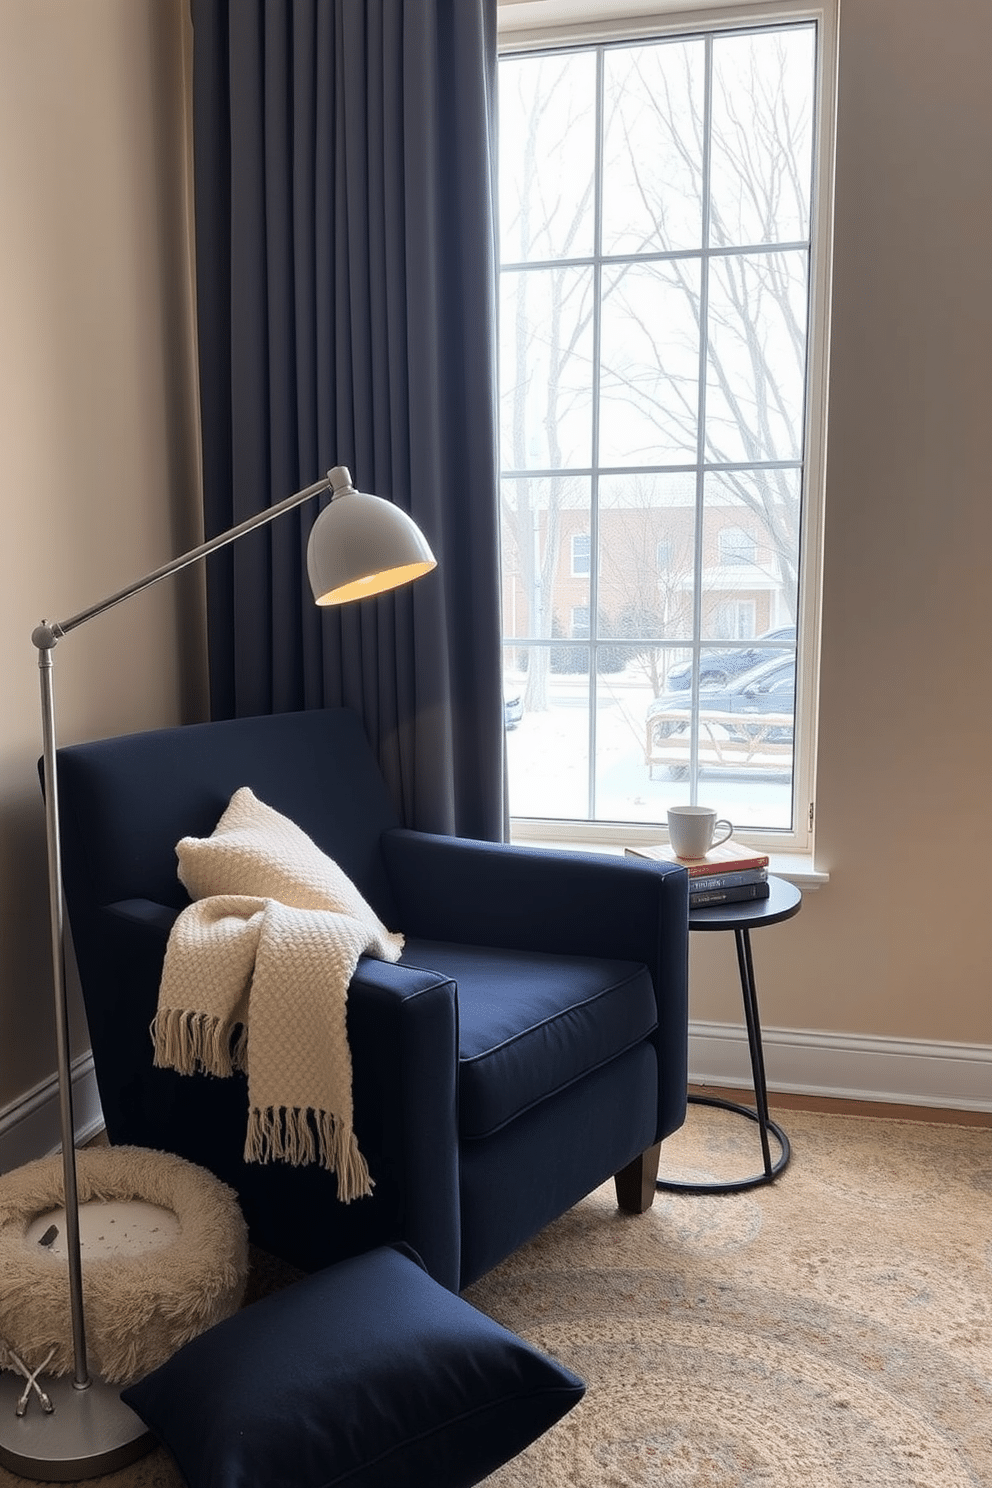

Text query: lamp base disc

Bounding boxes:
[0,1372,153,1482]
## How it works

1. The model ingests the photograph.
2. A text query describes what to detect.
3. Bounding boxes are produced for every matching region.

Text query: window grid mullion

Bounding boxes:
[502,238,811,276]
[686,31,716,805]
[586,43,606,820]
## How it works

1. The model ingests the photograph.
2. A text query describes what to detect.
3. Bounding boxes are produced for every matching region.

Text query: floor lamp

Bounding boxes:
[0,466,436,1481]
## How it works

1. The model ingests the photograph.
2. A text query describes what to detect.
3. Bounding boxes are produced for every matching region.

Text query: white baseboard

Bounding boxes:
[690,1020,992,1112]
[0,1055,104,1174]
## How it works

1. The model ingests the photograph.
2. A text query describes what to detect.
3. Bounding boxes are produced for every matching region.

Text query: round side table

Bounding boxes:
[657,874,802,1195]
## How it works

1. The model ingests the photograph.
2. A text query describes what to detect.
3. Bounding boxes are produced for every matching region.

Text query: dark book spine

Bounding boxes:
[686,867,768,893]
[689,881,772,908]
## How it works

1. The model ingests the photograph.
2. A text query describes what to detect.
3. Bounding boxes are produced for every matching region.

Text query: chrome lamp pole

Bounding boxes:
[0,467,435,1481]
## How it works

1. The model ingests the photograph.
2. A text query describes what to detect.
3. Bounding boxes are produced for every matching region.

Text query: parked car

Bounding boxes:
[647,654,796,743]
[666,626,796,692]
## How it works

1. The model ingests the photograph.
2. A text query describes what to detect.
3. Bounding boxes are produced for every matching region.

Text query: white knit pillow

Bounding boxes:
[176,787,403,957]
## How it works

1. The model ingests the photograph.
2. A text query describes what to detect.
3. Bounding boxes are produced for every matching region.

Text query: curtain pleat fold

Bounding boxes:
[191,0,504,839]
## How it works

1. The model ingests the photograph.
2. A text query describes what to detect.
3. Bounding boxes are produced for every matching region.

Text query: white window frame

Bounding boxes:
[498,0,837,860]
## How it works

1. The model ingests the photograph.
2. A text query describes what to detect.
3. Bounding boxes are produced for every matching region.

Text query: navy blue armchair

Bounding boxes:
[55,708,688,1291]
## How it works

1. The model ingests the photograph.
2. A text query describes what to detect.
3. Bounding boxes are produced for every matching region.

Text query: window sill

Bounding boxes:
[507,832,828,889]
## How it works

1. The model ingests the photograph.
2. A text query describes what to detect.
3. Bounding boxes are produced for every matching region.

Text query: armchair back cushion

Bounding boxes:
[57,708,402,923]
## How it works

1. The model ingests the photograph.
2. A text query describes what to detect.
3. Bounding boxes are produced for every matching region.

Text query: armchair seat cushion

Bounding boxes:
[401,940,658,1140]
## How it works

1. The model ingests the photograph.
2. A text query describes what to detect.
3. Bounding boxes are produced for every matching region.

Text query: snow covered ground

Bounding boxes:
[505,675,793,831]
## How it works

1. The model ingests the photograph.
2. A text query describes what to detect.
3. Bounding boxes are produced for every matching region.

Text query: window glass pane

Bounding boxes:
[709,27,815,249]
[565,643,795,828]
[705,250,809,465]
[592,645,672,822]
[500,266,595,470]
[500,472,591,665]
[713,598,757,636]
[646,644,795,830]
[499,52,597,264]
[702,468,800,636]
[602,39,705,255]
[503,645,590,819]
[597,471,697,651]
[599,261,701,464]
[717,527,756,566]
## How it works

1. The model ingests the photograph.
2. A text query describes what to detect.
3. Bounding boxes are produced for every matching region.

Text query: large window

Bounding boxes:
[498,4,835,851]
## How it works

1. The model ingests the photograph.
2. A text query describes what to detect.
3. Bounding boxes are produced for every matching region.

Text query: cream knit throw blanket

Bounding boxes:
[153,787,403,1202]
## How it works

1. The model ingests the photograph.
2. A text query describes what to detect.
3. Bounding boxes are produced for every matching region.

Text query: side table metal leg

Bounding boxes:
[657,923,791,1195]
[735,927,774,1178]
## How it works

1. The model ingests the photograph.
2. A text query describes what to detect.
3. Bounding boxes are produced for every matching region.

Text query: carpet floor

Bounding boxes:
[468,1106,992,1486]
[0,1105,988,1486]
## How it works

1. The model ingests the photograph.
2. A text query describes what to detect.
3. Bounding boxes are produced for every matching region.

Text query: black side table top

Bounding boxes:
[688,872,802,932]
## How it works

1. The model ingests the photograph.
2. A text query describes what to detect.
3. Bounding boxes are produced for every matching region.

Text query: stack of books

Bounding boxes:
[625,839,770,908]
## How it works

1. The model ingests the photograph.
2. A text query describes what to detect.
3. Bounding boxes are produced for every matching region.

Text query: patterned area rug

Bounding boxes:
[0,1106,988,1486]
[468,1107,992,1486]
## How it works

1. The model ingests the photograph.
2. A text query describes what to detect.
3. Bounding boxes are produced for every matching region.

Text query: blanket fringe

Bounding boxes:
[151,1008,247,1078]
[245,1106,374,1203]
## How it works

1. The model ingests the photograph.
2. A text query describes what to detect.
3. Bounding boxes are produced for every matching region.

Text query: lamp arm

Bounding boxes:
[33,472,332,647]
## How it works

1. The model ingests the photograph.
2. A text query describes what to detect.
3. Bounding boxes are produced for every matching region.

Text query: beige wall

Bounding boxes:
[0,0,205,1113]
[690,0,992,1049]
[0,0,988,1136]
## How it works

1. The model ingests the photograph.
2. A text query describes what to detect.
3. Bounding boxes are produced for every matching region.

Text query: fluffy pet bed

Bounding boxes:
[0,1145,248,1384]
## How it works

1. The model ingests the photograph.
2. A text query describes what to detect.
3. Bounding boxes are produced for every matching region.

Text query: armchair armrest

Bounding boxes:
[98,900,462,1287]
[344,958,461,1288]
[382,828,687,968]
[382,830,689,1143]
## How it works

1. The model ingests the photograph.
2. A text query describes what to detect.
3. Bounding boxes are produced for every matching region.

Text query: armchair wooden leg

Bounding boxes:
[614,1141,662,1214]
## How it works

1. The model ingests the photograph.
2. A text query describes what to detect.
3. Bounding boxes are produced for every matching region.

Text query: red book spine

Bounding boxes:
[683,855,769,877]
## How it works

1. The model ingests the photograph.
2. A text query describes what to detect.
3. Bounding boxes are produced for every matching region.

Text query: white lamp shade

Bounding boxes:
[306,469,437,605]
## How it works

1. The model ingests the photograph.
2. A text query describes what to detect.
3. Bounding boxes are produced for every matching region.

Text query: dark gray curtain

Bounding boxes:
[190,0,504,839]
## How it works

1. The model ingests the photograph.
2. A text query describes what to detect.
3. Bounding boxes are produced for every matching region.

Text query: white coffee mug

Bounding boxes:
[667,806,733,860]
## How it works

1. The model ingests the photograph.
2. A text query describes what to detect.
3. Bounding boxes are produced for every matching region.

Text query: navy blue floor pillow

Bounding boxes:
[123,1243,584,1488]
